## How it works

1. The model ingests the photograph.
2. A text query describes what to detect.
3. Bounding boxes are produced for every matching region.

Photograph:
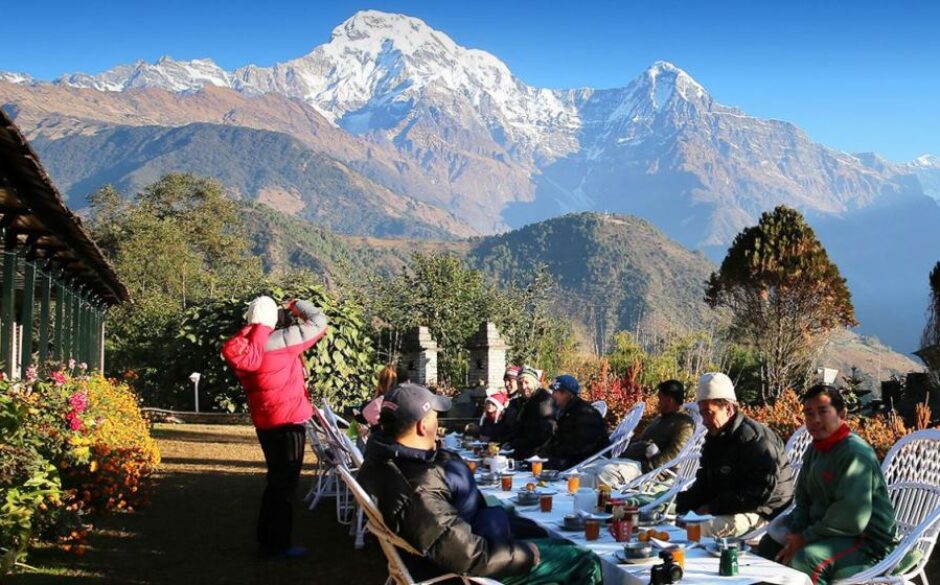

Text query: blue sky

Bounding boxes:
[3,0,938,161]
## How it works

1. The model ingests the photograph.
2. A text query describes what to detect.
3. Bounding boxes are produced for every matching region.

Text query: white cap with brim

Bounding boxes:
[696,372,737,403]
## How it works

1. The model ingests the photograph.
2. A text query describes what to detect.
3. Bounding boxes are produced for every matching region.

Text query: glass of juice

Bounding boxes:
[686,520,703,543]
[500,473,514,491]
[584,518,601,541]
[531,460,544,477]
[567,473,581,494]
[539,493,553,512]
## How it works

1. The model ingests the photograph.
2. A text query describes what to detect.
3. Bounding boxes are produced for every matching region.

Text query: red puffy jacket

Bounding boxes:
[222,300,328,430]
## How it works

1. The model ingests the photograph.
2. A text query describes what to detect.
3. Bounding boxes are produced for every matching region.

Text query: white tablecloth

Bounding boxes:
[479,474,811,585]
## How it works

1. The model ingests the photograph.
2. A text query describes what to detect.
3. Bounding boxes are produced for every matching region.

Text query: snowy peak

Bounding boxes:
[0,72,34,85]
[911,154,940,169]
[56,56,232,93]
[641,61,708,107]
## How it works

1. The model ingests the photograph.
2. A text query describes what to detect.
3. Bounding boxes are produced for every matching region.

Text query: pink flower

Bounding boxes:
[25,365,38,383]
[69,391,88,413]
[66,411,82,431]
[50,371,67,386]
[78,362,88,372]
[67,358,76,370]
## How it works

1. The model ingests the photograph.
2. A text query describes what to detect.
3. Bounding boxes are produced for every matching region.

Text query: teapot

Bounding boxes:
[486,454,516,473]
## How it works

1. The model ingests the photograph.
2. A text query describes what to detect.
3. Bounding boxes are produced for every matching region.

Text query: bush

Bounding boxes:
[0,368,159,575]
[172,282,378,412]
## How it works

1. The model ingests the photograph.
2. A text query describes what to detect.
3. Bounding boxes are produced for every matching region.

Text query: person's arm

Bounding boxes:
[787,453,812,535]
[221,324,272,373]
[265,300,328,356]
[707,435,779,516]
[646,418,694,471]
[801,453,877,542]
[515,396,555,453]
[674,463,708,514]
[404,485,535,578]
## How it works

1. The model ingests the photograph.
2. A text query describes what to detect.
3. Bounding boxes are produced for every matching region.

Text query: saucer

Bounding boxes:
[613,550,658,564]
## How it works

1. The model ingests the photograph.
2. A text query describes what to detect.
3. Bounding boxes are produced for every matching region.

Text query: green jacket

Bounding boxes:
[621,410,695,472]
[790,432,898,556]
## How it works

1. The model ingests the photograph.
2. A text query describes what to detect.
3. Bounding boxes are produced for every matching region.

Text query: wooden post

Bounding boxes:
[38,265,51,369]
[19,260,35,370]
[1,245,18,379]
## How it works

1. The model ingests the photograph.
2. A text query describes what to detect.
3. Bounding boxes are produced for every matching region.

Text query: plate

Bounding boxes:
[536,472,562,482]
[704,542,751,557]
[613,550,659,564]
[510,496,540,506]
[556,521,585,532]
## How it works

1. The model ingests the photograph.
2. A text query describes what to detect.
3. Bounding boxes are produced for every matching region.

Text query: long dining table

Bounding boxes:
[476,470,812,585]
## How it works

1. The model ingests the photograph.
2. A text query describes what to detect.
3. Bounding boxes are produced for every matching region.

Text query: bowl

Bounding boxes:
[538,470,561,481]
[478,472,497,485]
[623,541,653,559]
[515,490,540,505]
[562,514,585,530]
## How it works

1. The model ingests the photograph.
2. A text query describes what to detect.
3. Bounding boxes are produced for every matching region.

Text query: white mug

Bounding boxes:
[486,455,516,473]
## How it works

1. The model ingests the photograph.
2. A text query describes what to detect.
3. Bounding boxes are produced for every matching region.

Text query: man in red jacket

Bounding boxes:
[223,295,328,558]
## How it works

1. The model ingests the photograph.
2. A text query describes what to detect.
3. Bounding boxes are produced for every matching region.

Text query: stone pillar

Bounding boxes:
[467,321,509,391]
[401,326,439,387]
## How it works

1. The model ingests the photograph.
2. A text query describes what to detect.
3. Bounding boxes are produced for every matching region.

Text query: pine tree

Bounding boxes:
[705,206,856,401]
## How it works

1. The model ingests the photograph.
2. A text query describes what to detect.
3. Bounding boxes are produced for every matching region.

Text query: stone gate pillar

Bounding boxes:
[401,326,439,387]
[467,321,509,391]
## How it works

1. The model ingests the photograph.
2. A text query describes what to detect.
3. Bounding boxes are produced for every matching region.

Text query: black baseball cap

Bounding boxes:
[381,383,452,425]
[657,380,686,403]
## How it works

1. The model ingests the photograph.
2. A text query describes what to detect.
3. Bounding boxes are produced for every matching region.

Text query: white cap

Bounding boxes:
[696,372,737,403]
[245,295,278,329]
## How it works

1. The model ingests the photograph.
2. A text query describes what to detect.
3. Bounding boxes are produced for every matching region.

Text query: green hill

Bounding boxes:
[32,123,471,240]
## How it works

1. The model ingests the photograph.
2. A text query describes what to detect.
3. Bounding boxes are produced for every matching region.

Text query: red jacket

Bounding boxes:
[222,300,328,430]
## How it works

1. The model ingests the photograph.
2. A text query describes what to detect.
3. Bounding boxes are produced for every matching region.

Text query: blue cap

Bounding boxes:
[549,374,580,395]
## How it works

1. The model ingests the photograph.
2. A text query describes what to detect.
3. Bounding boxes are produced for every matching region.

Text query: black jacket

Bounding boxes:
[356,433,536,581]
[506,388,555,459]
[675,412,794,519]
[489,393,524,443]
[539,397,609,470]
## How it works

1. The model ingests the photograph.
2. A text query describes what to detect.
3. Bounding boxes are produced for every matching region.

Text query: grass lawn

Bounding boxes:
[7,423,386,585]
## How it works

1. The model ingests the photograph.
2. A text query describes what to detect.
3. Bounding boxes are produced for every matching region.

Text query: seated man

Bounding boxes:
[505,366,555,460]
[581,379,696,488]
[537,375,609,471]
[758,385,899,585]
[675,372,794,538]
[357,382,602,584]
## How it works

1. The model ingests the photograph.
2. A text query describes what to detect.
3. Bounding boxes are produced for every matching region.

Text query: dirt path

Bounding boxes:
[8,424,386,585]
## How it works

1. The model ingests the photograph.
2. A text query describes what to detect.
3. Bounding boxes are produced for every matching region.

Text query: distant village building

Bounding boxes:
[0,109,128,377]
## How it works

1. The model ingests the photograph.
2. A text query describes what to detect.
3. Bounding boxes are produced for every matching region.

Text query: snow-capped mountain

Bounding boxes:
[2,9,939,351]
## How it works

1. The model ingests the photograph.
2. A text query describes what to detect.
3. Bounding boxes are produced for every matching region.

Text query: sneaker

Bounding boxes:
[267,546,309,560]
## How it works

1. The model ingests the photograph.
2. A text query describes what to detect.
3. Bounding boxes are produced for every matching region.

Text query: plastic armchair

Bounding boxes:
[564,402,645,473]
[592,400,609,418]
[334,464,503,585]
[831,429,940,585]
[620,423,708,495]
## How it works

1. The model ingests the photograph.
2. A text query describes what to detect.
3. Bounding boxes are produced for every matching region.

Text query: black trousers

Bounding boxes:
[255,423,306,553]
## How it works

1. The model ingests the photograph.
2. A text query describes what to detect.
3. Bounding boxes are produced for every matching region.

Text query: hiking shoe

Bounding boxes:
[267,546,309,560]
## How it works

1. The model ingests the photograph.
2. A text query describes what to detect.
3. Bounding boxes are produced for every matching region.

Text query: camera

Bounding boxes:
[276,307,297,329]
[649,551,683,585]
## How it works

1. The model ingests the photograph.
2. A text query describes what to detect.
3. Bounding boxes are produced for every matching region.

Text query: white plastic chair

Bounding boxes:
[626,424,709,514]
[565,402,645,473]
[304,416,340,510]
[316,404,367,548]
[681,402,703,426]
[833,429,940,585]
[592,400,609,418]
[334,464,503,585]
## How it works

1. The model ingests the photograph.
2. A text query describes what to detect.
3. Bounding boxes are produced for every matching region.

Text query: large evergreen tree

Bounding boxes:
[922,262,940,369]
[705,205,856,401]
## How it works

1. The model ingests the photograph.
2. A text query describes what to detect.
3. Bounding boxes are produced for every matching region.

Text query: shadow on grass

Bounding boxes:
[149,428,260,445]
[9,436,385,585]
